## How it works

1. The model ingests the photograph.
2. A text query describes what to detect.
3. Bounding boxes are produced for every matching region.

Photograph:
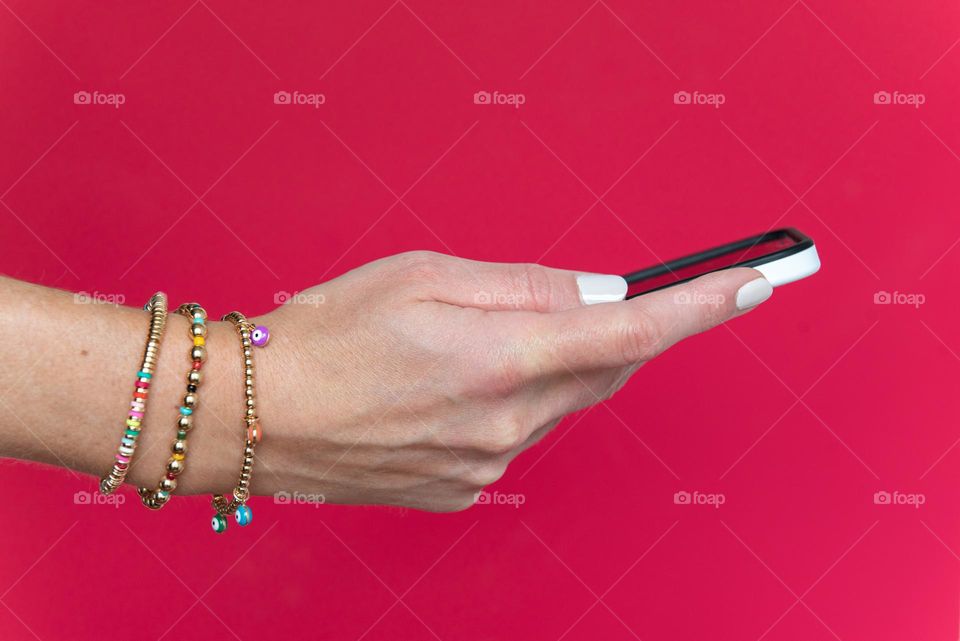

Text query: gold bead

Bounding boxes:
[192,323,207,337]
[244,358,253,368]
[191,345,206,362]
[245,398,256,409]
[166,459,184,476]
[183,393,197,408]
[188,370,201,385]
[160,477,177,492]
[244,388,254,398]
[172,440,187,455]
[245,367,254,377]
[177,415,193,430]
[241,338,251,347]
[244,376,253,388]
[246,408,256,418]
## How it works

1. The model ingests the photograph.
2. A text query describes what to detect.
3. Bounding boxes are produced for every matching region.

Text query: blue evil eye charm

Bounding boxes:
[235,504,252,526]
[250,326,270,347]
[211,513,227,533]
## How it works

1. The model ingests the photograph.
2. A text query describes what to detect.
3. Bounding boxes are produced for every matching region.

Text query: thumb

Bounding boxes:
[410,253,628,311]
[520,268,773,373]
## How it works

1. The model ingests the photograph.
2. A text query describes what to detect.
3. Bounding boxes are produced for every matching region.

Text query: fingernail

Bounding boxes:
[577,274,628,305]
[735,278,773,310]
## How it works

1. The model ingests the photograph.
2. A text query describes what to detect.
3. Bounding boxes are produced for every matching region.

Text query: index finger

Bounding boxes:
[512,268,773,374]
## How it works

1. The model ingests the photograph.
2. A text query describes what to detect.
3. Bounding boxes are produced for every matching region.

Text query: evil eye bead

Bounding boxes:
[235,504,252,526]
[250,325,270,347]
[211,513,227,533]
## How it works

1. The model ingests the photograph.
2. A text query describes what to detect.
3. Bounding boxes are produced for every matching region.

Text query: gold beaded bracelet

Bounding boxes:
[100,292,168,495]
[210,310,269,533]
[138,303,208,509]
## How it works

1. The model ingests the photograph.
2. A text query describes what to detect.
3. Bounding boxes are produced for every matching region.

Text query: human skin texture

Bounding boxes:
[0,251,771,512]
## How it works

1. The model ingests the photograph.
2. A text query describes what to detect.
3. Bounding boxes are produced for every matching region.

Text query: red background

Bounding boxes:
[2,2,960,639]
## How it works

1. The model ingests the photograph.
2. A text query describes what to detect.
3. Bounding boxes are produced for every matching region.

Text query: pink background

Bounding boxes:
[2,1,960,639]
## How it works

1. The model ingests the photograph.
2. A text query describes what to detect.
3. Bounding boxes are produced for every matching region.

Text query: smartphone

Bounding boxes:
[624,228,820,299]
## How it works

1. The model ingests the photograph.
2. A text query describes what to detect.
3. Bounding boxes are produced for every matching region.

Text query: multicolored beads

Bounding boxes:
[100,292,168,495]
[210,312,268,533]
[138,303,207,510]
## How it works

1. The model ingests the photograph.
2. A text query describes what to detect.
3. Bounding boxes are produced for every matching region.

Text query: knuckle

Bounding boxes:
[392,250,447,284]
[456,493,479,511]
[472,461,508,487]
[513,263,554,311]
[475,416,526,455]
[437,493,477,513]
[617,309,664,363]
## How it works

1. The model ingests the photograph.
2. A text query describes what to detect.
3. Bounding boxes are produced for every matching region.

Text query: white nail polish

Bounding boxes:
[577,274,628,305]
[735,278,773,310]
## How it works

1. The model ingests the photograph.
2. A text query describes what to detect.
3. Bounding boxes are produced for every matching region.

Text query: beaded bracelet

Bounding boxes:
[138,303,208,509]
[210,311,269,533]
[99,292,169,495]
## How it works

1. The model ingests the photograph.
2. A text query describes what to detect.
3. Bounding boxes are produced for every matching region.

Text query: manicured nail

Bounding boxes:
[735,278,773,310]
[577,274,628,305]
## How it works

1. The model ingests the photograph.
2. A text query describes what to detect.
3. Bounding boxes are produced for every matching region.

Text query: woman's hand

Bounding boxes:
[248,251,773,512]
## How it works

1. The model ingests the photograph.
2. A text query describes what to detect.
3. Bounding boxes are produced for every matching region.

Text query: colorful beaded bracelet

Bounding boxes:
[210,311,269,533]
[99,292,168,495]
[138,303,208,509]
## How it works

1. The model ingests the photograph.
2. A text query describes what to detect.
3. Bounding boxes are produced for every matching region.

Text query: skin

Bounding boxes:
[0,252,768,512]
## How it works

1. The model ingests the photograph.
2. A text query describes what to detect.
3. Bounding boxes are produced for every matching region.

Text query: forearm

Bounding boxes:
[0,276,250,494]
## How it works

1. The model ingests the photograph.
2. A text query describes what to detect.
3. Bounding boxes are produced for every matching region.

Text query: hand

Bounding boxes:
[249,251,773,511]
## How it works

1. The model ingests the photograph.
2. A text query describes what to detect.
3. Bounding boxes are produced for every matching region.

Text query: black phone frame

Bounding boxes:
[623,227,814,299]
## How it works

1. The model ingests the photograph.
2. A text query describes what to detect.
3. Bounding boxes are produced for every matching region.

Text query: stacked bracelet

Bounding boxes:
[138,303,208,509]
[210,311,269,533]
[99,292,168,495]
